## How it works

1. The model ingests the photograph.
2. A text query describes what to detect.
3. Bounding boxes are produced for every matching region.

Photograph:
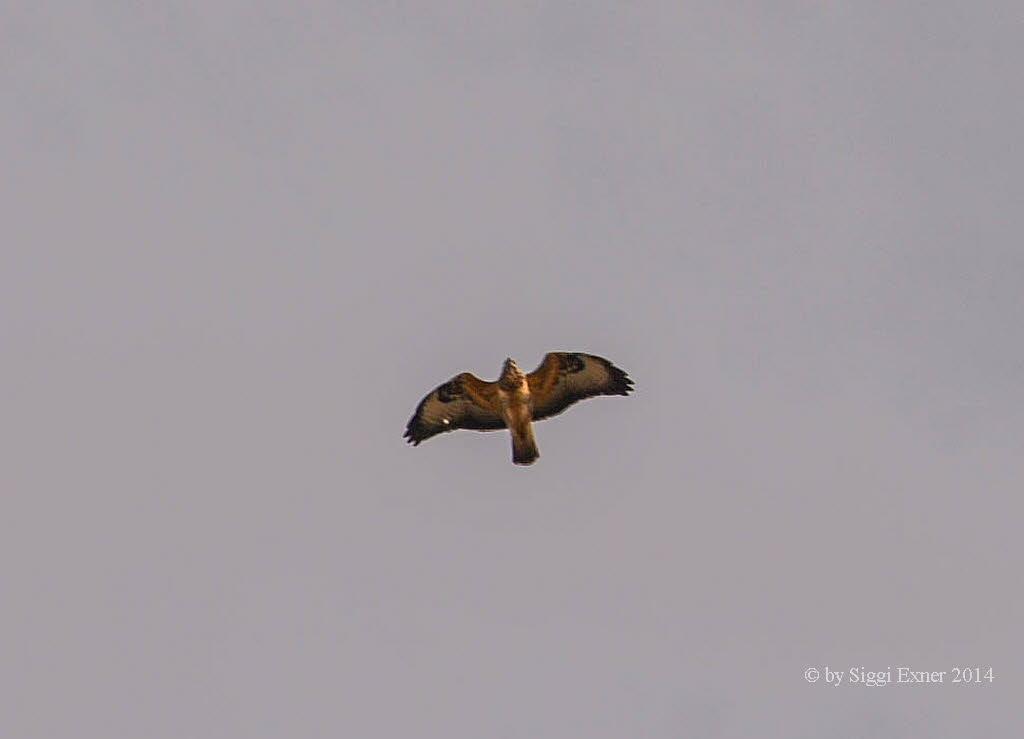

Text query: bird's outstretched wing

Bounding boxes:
[527,352,633,421]
[404,373,505,445]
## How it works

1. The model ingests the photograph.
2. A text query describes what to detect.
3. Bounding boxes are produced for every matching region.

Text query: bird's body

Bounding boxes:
[404,352,633,465]
[495,358,539,464]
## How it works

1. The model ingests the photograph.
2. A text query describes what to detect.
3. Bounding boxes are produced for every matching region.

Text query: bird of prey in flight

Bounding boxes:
[404,352,634,465]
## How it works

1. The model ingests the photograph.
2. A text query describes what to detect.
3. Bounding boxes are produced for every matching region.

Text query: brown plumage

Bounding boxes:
[404,352,634,465]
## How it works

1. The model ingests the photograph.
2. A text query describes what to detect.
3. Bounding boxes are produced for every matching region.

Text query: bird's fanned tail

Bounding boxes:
[511,420,539,465]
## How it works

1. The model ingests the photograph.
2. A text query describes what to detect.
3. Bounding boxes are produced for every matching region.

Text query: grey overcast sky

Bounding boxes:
[4,2,1022,737]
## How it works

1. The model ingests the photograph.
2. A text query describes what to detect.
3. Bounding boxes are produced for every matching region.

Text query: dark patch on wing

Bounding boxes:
[437,378,462,403]
[565,353,586,374]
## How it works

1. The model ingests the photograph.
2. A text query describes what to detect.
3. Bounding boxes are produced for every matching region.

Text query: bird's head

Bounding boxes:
[499,357,525,389]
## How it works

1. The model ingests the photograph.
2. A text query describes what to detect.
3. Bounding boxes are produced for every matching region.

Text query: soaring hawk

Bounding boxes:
[404,352,634,465]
